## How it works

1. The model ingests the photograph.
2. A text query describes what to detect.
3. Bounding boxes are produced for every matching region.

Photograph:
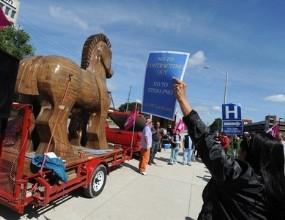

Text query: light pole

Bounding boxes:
[203,65,228,104]
[223,72,228,104]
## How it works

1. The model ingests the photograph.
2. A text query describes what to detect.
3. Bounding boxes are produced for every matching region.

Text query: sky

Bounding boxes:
[17,0,285,124]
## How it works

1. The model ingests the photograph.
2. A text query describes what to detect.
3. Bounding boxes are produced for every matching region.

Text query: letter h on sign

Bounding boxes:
[222,104,241,120]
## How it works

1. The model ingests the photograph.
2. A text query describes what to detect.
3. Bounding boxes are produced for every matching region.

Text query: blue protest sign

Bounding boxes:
[142,51,190,120]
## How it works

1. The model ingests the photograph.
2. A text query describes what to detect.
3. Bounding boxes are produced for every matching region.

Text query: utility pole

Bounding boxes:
[108,91,115,109]
[223,72,228,104]
[203,65,229,104]
[126,86,132,112]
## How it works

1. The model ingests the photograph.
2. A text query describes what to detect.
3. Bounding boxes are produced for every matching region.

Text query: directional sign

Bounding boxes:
[223,121,243,127]
[222,125,243,135]
[222,103,243,135]
[222,120,243,135]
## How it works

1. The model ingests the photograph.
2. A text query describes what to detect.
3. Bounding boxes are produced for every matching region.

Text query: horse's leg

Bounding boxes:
[35,100,53,154]
[86,111,108,149]
[48,100,75,156]
[86,90,110,149]
[68,109,83,146]
[85,78,110,149]
[35,100,74,156]
[79,111,90,146]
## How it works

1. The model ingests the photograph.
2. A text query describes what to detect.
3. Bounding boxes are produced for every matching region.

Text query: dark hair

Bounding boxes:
[240,132,285,213]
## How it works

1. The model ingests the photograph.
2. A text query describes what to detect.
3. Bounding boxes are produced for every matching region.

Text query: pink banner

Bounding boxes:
[173,118,187,133]
[0,8,11,29]
[124,110,138,130]
[266,124,280,138]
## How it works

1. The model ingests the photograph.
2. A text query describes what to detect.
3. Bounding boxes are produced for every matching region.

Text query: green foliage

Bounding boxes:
[118,102,142,112]
[0,26,34,59]
[209,118,222,133]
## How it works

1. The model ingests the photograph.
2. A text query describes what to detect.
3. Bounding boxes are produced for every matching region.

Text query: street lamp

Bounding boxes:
[223,72,228,104]
[203,65,228,104]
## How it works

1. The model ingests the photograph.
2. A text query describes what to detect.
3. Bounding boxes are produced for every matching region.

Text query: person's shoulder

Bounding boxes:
[143,125,149,132]
[146,126,152,132]
[234,159,259,181]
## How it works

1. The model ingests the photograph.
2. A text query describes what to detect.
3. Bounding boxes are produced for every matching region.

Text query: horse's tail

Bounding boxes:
[16,56,43,95]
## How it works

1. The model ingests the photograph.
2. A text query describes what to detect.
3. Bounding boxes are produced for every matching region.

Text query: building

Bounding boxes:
[0,0,20,24]
[244,115,285,136]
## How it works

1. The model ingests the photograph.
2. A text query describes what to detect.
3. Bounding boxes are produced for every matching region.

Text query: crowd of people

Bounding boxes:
[138,119,245,176]
[138,118,196,175]
[138,79,285,219]
[173,78,285,220]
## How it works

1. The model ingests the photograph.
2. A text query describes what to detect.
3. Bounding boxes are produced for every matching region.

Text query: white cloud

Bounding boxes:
[195,105,221,113]
[195,105,210,112]
[81,4,191,33]
[264,94,285,103]
[188,50,206,67]
[212,106,221,112]
[49,6,89,30]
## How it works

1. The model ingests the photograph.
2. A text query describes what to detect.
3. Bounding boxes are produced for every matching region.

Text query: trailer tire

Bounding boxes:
[84,165,107,198]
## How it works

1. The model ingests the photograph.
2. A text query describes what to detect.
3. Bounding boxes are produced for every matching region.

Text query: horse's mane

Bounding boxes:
[81,33,111,70]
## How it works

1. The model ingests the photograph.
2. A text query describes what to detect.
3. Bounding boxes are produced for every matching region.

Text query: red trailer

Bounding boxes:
[0,103,141,214]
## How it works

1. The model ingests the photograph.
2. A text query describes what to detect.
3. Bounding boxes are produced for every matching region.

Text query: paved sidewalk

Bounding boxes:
[0,149,210,220]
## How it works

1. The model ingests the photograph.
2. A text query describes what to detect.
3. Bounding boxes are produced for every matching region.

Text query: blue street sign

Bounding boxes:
[223,120,243,127]
[222,104,243,135]
[222,120,243,135]
[222,104,241,121]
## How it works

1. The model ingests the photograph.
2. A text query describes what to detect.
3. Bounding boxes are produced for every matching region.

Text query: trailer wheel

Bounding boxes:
[84,165,107,198]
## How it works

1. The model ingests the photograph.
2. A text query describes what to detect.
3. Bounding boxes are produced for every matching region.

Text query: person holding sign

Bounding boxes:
[173,78,285,220]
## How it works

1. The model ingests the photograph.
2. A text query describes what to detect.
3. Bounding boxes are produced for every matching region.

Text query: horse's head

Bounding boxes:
[81,33,113,79]
[96,41,113,78]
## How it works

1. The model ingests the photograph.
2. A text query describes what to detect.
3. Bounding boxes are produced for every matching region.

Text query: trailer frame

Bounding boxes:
[0,103,138,214]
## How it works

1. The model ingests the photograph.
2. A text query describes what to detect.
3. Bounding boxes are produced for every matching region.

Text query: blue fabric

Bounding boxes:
[170,146,179,164]
[32,155,68,182]
[183,148,192,165]
[163,143,171,149]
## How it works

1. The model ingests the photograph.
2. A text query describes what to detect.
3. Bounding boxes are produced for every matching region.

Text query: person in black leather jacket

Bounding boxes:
[173,79,285,220]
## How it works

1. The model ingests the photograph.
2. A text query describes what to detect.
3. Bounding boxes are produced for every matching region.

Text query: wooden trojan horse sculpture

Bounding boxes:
[15,33,113,156]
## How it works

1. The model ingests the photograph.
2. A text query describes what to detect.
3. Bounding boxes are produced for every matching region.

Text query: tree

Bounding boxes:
[118,102,142,112]
[0,26,34,59]
[209,118,222,133]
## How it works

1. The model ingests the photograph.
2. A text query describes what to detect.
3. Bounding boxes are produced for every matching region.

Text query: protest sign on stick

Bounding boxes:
[142,51,189,120]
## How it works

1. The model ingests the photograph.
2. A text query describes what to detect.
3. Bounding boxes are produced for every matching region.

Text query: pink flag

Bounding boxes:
[124,110,138,130]
[173,119,187,133]
[0,8,11,29]
[266,124,280,138]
